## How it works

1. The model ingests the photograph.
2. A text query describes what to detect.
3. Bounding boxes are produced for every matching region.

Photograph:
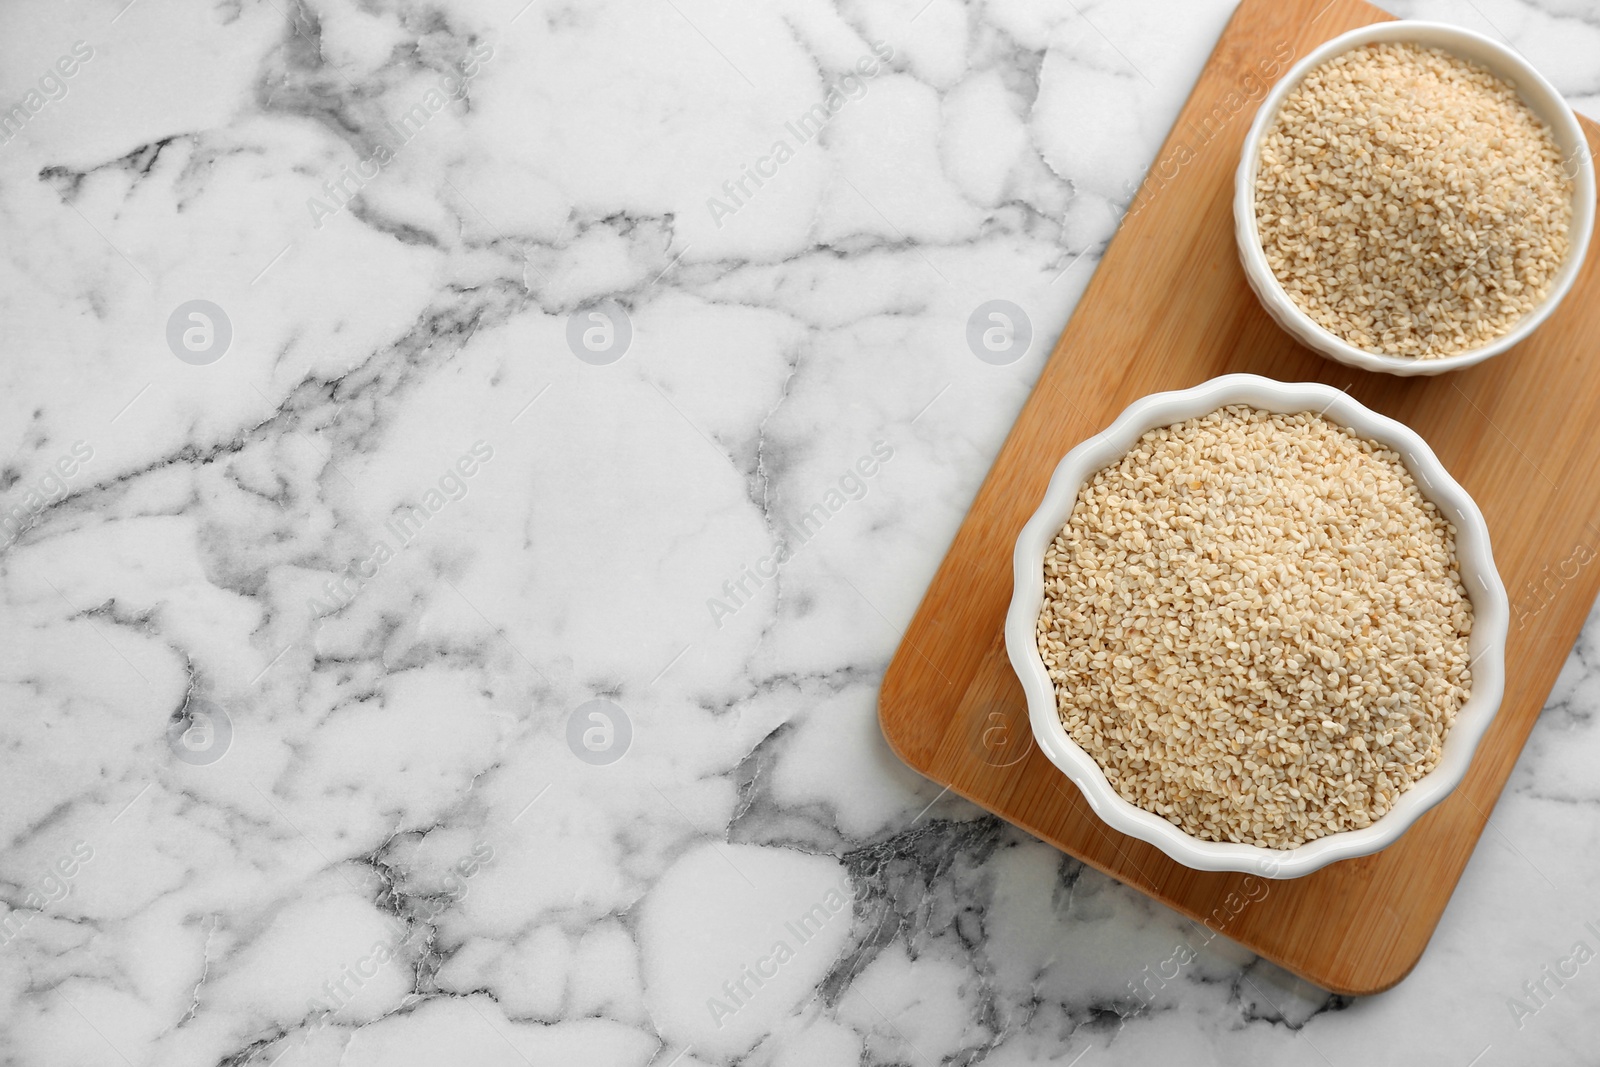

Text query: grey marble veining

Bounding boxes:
[2,0,1599,1064]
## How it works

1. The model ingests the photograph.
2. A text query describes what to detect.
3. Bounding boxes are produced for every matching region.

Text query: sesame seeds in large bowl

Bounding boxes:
[1037,406,1471,851]
[1006,375,1509,878]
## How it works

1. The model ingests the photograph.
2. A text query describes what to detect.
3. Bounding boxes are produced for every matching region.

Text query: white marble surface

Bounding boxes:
[3,0,1600,1063]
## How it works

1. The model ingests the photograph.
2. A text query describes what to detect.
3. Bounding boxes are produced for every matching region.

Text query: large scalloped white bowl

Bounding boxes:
[1235,21,1595,377]
[1005,375,1509,879]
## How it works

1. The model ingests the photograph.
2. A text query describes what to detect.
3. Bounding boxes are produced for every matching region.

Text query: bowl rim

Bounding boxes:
[1004,374,1510,878]
[1234,20,1597,377]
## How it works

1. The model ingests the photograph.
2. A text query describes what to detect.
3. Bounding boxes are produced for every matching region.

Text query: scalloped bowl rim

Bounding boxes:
[1005,374,1509,878]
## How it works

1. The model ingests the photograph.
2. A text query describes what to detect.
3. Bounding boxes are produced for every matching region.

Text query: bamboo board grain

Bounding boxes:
[878,0,1600,996]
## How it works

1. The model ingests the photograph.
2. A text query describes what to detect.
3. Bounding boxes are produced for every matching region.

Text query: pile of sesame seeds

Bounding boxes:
[1036,406,1474,849]
[1255,41,1572,359]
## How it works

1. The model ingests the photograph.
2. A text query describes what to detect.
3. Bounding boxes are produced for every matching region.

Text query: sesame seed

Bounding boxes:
[1036,406,1473,849]
[1255,42,1572,359]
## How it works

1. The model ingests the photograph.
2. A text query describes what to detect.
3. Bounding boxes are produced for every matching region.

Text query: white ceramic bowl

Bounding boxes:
[1235,21,1596,377]
[1005,375,1509,878]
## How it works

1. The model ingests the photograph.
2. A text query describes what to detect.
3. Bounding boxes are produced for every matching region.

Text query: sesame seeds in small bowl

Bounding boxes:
[1004,375,1509,878]
[1235,22,1596,376]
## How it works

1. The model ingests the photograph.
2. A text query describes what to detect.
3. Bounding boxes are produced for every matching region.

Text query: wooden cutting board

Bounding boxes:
[878,0,1600,996]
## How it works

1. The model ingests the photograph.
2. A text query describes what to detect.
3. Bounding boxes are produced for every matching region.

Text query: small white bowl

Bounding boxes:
[1235,21,1596,377]
[1005,375,1509,878]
